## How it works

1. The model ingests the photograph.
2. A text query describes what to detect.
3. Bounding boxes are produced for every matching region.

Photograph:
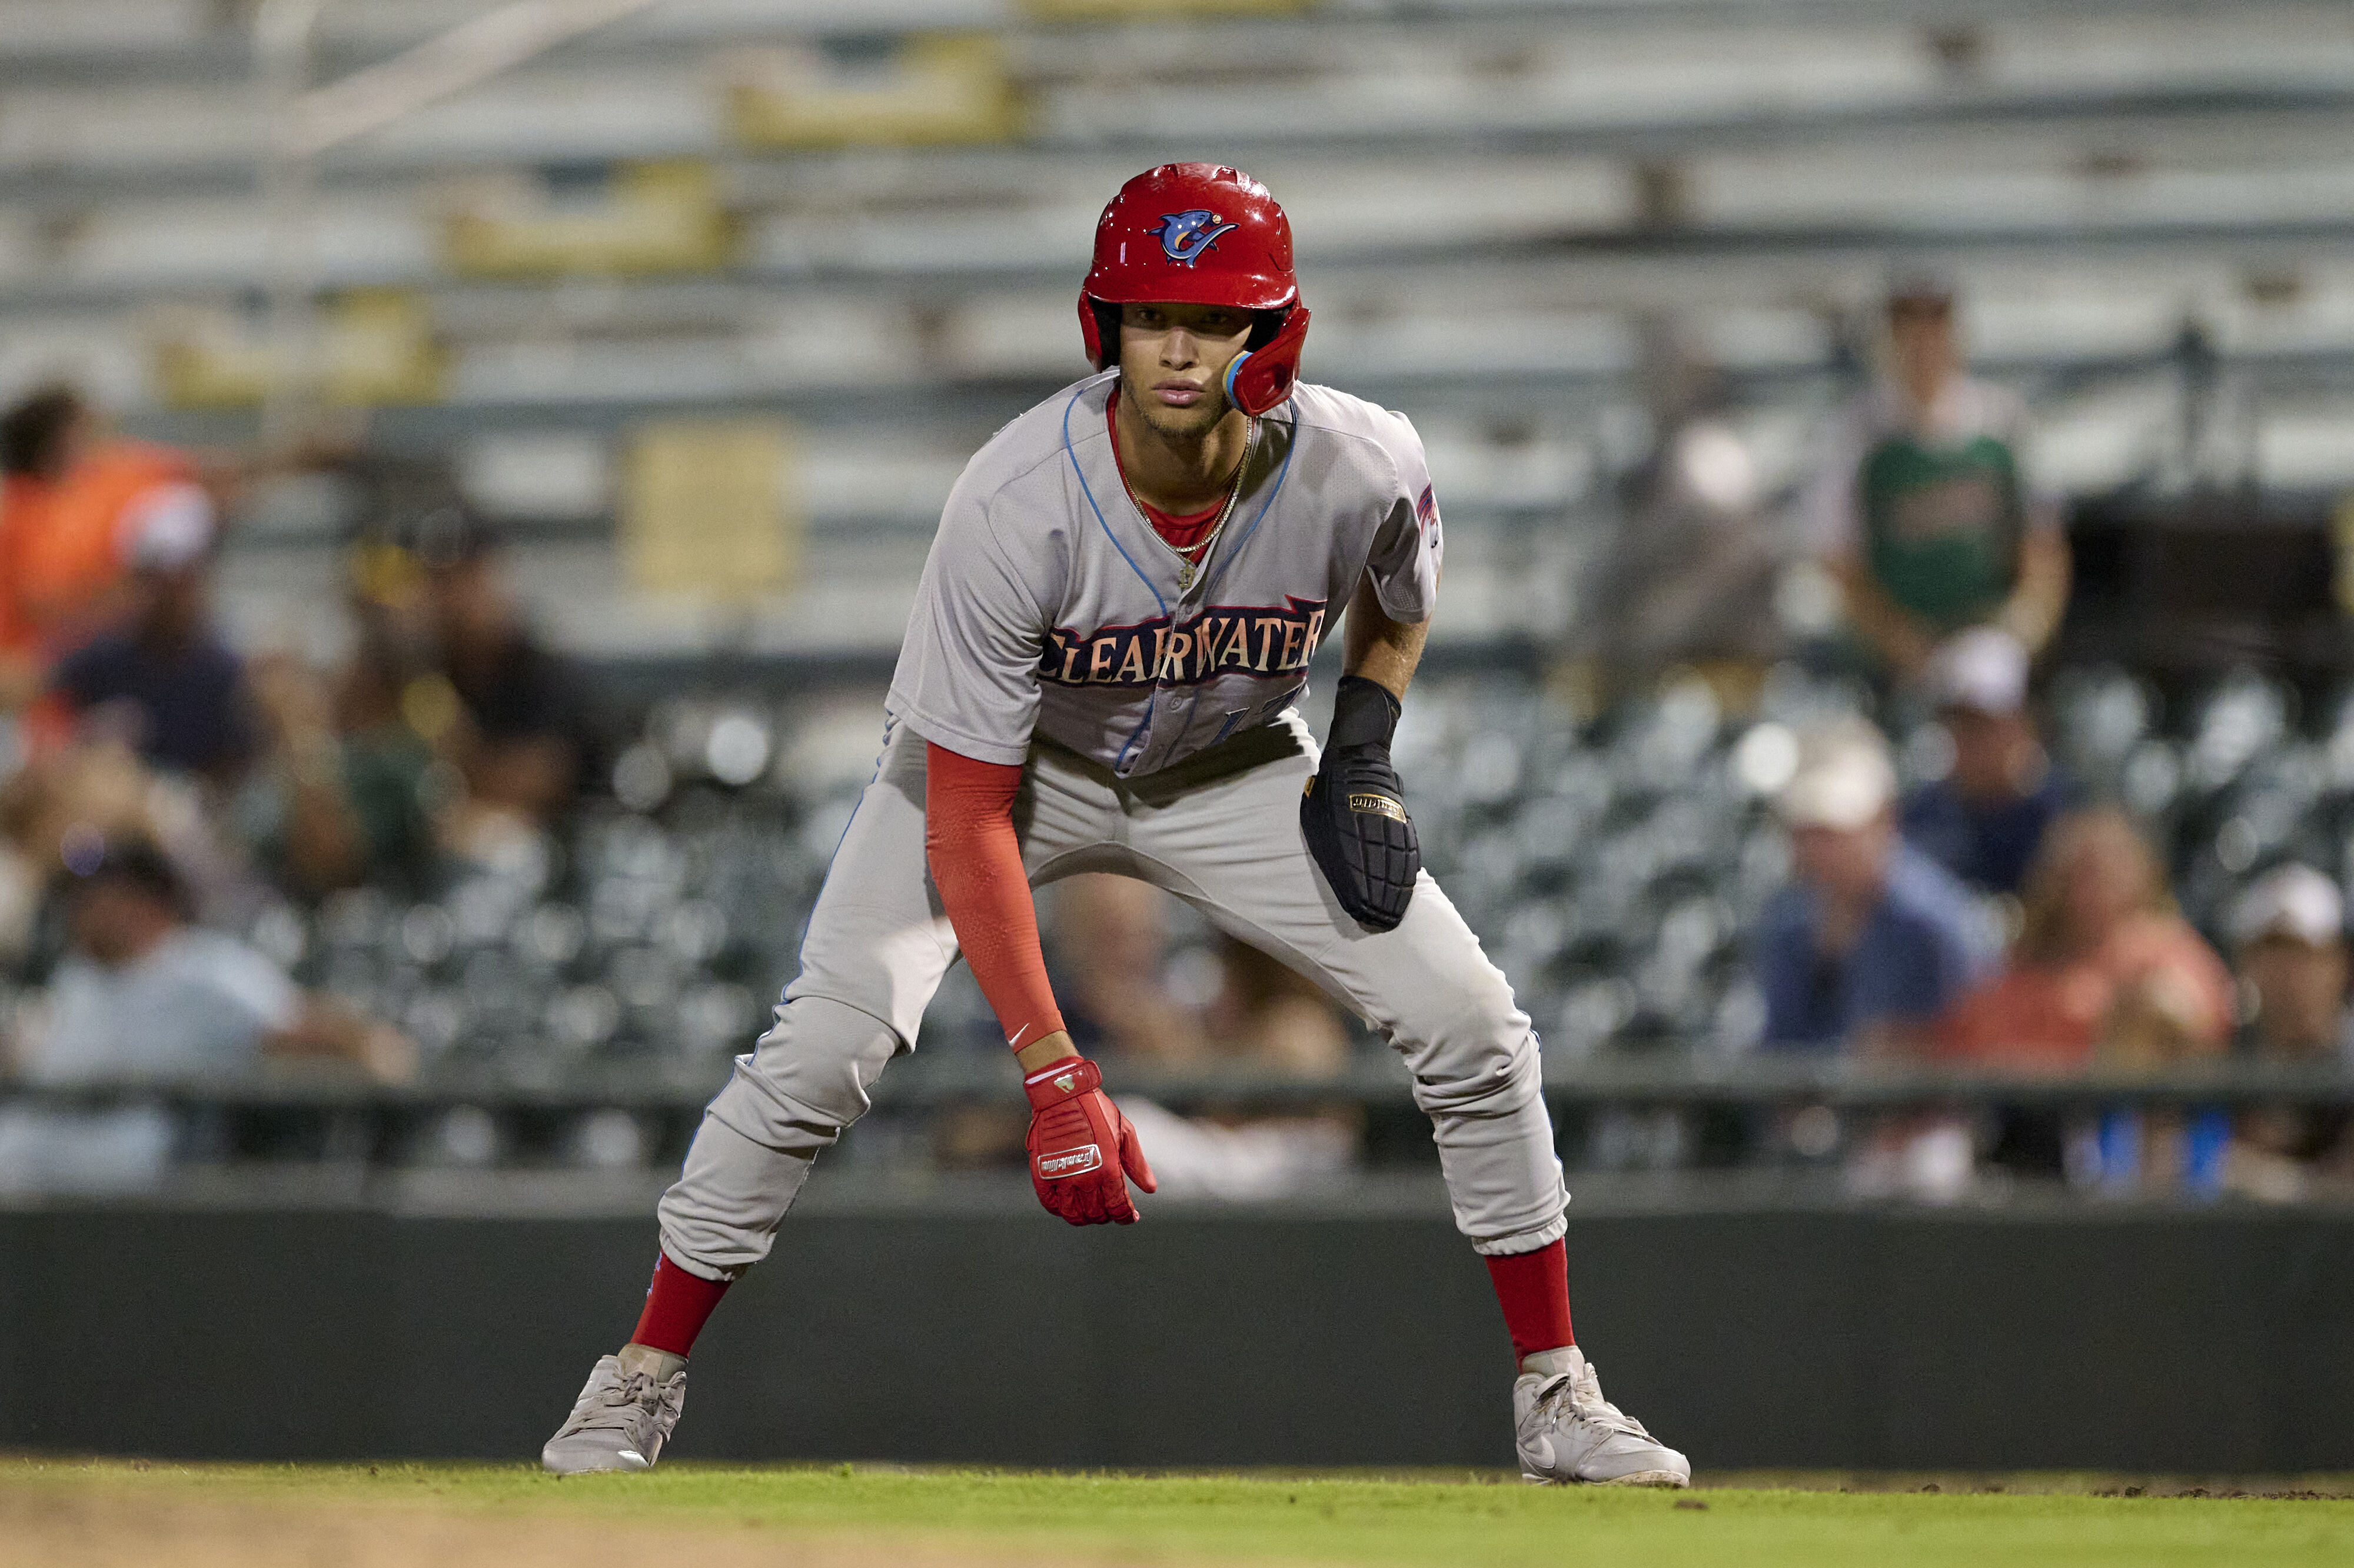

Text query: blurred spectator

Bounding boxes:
[358,505,591,845]
[1899,627,2076,896]
[1053,873,1351,1075]
[2231,864,2354,1062]
[0,385,218,712]
[1033,873,1355,1197]
[0,837,412,1193]
[415,509,589,829]
[1802,277,2070,685]
[2220,864,2354,1201]
[1055,872,1209,1062]
[240,645,442,899]
[35,837,410,1079]
[235,518,508,894]
[1,732,270,938]
[48,496,257,784]
[1204,936,1352,1078]
[1753,718,1993,1052]
[1939,807,2232,1071]
[1,740,154,961]
[215,502,577,900]
[1575,322,1787,694]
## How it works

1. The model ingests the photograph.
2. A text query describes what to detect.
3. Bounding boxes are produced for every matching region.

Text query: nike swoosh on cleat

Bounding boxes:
[617,1450,649,1469]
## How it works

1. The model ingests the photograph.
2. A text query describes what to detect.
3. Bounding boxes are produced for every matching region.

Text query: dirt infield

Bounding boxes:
[0,1476,1146,1568]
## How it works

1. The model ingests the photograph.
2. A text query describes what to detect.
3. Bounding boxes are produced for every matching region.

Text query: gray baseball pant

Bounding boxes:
[657,712,1567,1278]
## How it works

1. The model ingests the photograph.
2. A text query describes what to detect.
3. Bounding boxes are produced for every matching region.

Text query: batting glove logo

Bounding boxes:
[1038,1145,1105,1179]
[1155,209,1236,268]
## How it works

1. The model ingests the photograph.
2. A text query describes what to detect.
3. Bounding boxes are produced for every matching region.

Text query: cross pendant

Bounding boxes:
[1179,562,1195,591]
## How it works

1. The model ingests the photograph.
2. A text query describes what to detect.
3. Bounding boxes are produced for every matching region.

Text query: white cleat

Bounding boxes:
[541,1354,686,1475]
[1512,1346,1691,1488]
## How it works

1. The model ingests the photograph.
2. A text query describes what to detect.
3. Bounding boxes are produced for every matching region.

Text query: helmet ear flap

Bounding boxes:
[1079,296,1123,371]
[1223,303,1311,416]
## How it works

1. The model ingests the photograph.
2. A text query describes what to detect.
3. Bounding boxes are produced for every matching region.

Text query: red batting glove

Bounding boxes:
[1022,1056,1156,1226]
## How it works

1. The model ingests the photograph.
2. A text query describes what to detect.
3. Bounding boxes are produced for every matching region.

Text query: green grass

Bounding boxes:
[6,1459,2353,1567]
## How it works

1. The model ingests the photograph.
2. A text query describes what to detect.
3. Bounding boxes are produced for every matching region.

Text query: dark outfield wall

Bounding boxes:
[2,1206,2349,1472]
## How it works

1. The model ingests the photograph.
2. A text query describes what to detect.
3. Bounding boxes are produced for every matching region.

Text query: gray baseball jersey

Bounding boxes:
[887,371,1444,777]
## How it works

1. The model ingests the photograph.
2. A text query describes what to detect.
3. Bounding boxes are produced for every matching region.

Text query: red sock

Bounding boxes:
[1484,1238,1575,1363]
[630,1253,730,1357]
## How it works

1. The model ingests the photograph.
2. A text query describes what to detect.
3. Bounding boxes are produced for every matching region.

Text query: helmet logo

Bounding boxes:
[1155,209,1237,268]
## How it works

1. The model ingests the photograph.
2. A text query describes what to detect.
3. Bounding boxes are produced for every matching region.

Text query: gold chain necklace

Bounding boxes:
[1121,417,1257,592]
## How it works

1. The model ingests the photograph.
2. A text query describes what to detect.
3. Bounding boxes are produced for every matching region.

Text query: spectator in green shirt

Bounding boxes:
[1801,276,2071,685]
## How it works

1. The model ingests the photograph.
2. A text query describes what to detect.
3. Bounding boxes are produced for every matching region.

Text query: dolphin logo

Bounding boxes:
[1155,209,1237,268]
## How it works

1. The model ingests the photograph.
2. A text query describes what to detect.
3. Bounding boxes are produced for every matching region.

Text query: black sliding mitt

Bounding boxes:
[1302,675,1420,933]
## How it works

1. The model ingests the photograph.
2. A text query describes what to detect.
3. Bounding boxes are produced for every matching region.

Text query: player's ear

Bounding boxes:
[1224,304,1310,416]
[1079,296,1124,372]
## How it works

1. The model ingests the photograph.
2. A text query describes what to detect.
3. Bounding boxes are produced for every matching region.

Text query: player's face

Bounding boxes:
[1117,302,1255,440]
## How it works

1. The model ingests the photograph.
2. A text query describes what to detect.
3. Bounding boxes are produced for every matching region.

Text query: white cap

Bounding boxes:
[2230,863,2345,948]
[1926,626,2029,716]
[115,480,216,572]
[1777,716,1897,831]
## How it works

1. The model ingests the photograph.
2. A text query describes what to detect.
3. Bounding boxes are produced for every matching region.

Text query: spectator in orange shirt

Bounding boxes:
[1939,805,2232,1071]
[0,384,214,710]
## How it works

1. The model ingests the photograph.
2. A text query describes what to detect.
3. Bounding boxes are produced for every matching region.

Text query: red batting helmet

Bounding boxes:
[1078,162,1311,417]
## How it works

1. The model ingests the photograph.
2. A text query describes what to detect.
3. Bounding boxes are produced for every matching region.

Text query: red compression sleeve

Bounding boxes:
[925,741,1066,1050]
[1485,1238,1576,1363]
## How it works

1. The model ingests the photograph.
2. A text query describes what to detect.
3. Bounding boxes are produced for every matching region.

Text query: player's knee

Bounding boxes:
[656,1195,773,1281]
[1405,1016,1540,1116]
[656,1117,812,1280]
[733,994,903,1133]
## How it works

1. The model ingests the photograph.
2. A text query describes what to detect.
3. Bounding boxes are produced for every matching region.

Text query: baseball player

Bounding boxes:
[543,164,1689,1488]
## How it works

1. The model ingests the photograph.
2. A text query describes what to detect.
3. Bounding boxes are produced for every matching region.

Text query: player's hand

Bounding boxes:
[1302,675,1420,933]
[1022,1055,1156,1225]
